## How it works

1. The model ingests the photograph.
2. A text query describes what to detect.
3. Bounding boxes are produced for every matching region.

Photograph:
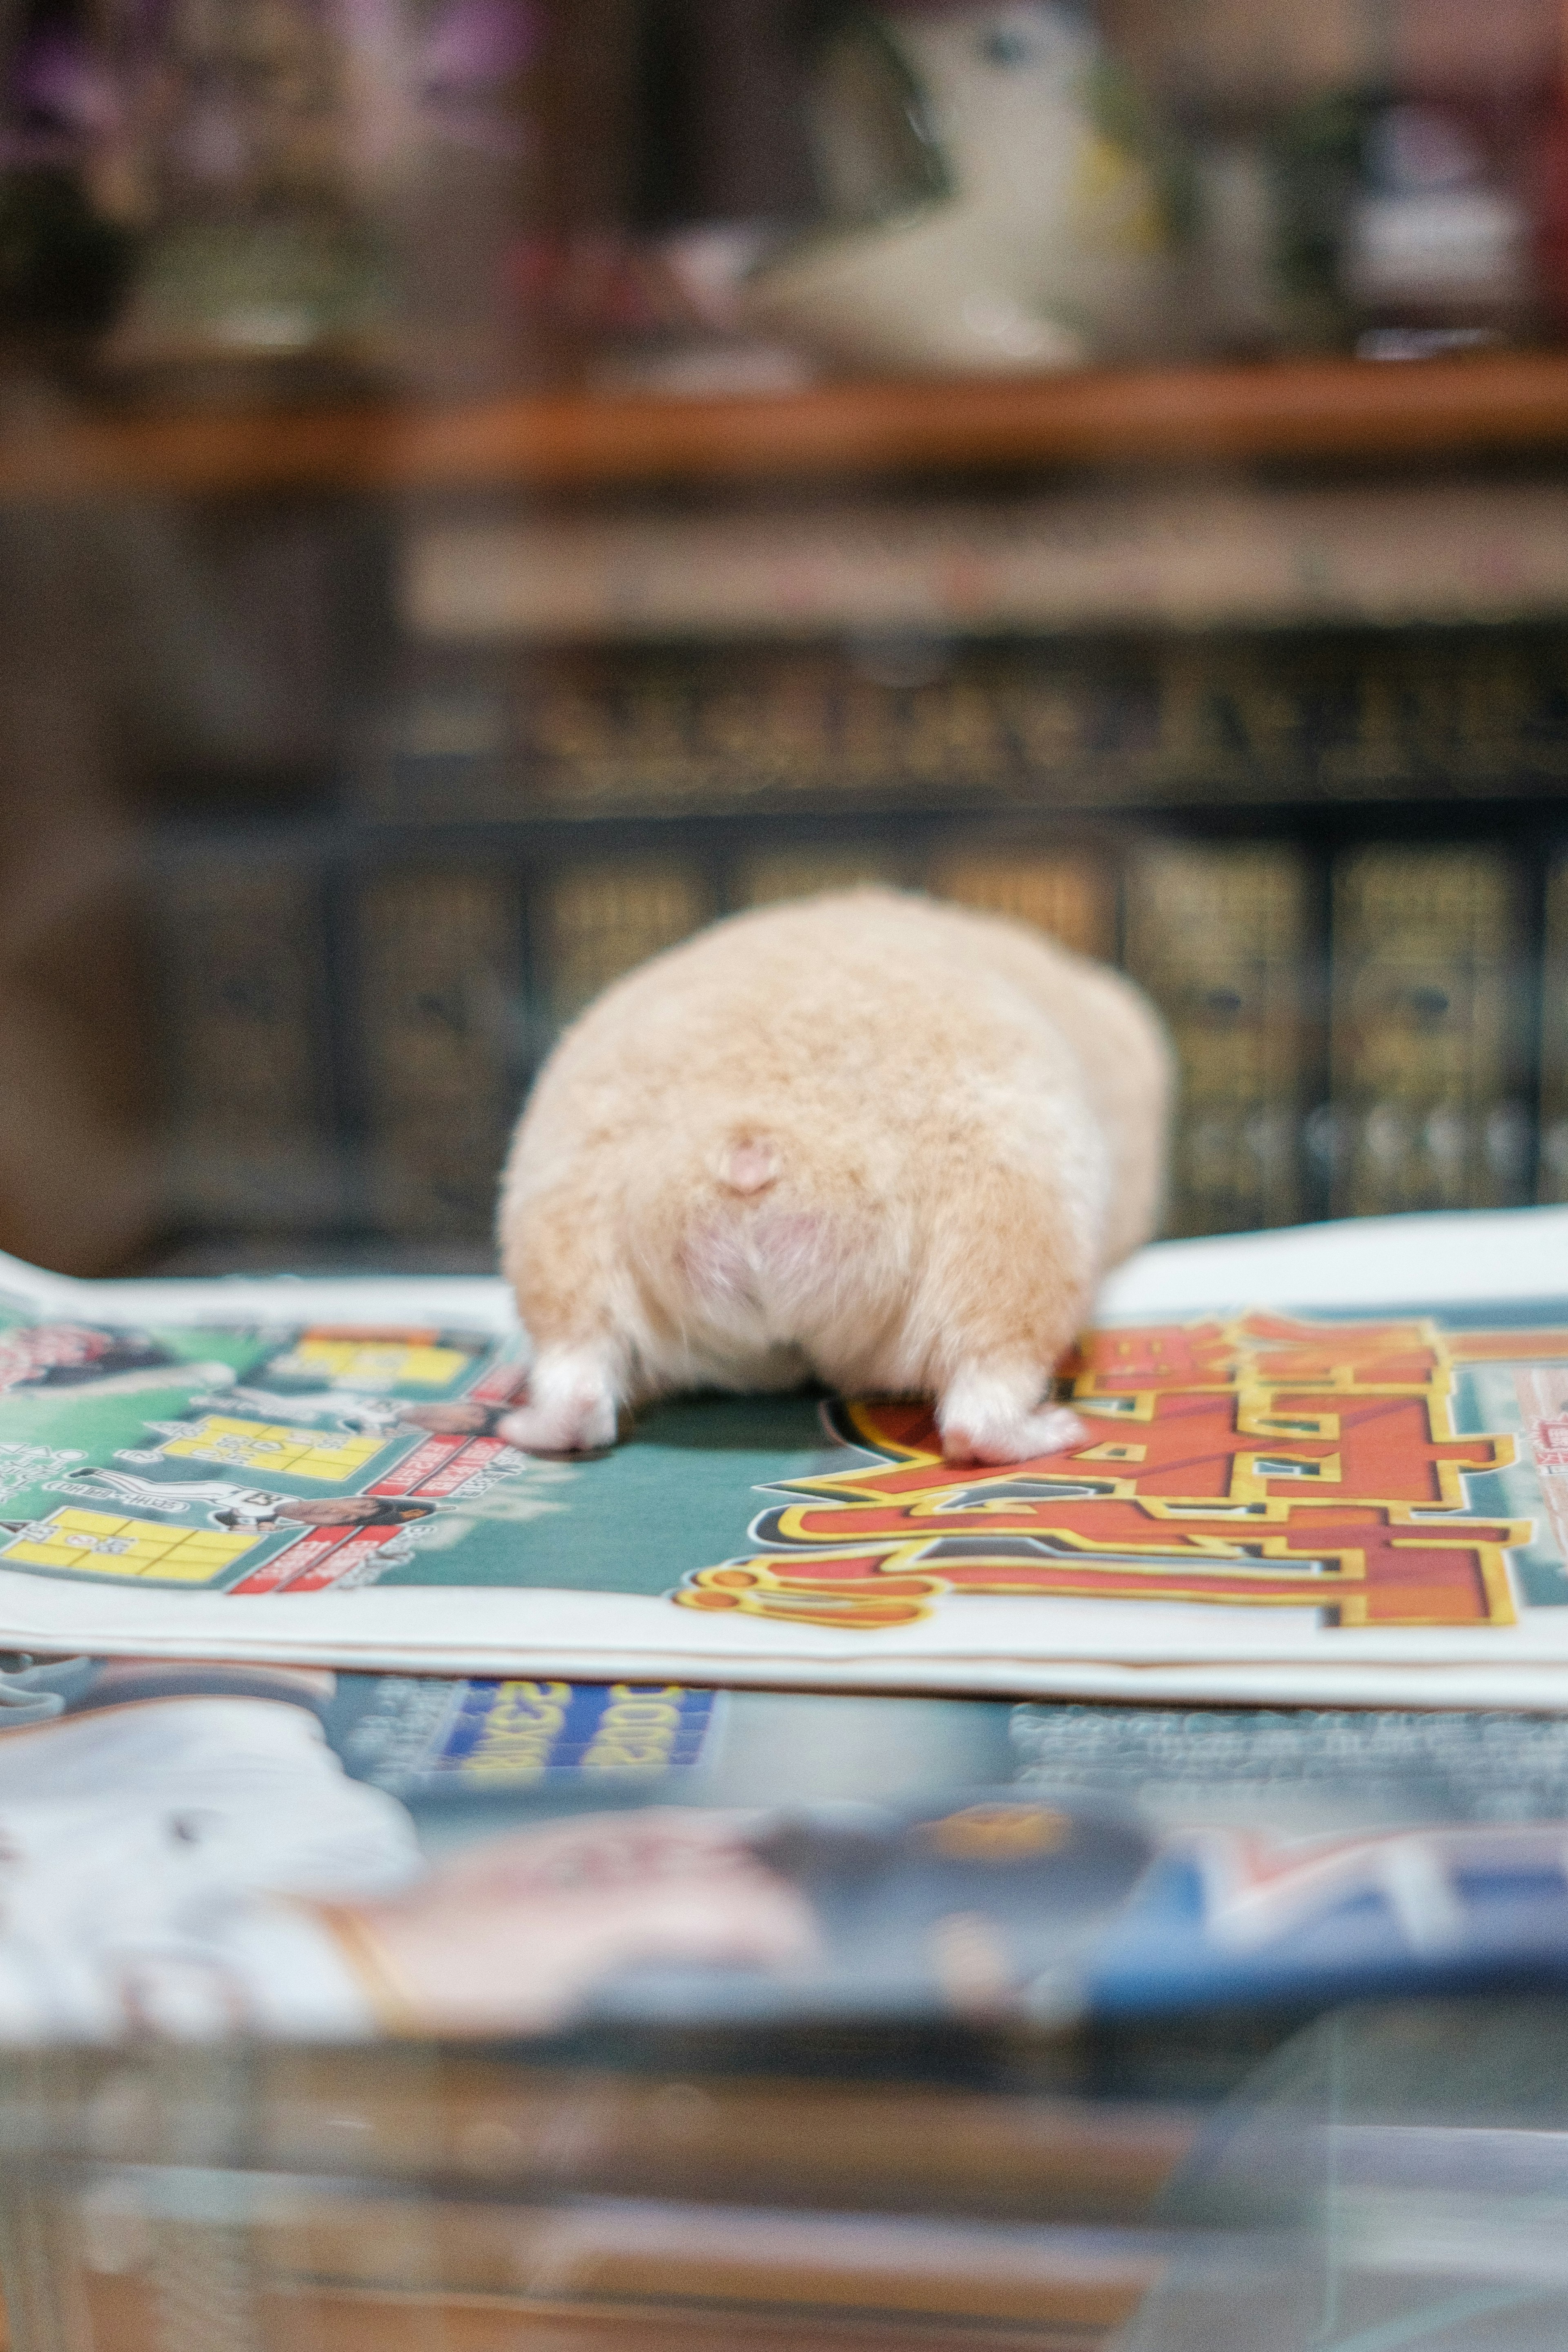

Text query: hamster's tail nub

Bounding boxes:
[682,1130,838,1325]
[715,1134,782,1196]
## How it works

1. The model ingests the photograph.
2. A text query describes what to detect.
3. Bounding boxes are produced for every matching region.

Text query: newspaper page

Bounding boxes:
[0,1211,1565,1702]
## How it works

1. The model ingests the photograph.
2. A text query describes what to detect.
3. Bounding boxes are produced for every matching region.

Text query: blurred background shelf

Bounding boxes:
[7,0,1568,1275]
[8,349,1568,503]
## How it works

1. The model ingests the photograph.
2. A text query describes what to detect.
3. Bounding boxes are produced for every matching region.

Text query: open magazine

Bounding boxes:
[0,1210,1566,1704]
[8,1660,1568,2044]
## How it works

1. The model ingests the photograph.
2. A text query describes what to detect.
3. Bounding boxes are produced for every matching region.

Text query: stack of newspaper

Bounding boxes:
[2,1209,1568,2349]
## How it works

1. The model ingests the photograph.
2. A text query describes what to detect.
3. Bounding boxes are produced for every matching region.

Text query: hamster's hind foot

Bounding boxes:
[936,1365,1086,1467]
[497,1346,621,1456]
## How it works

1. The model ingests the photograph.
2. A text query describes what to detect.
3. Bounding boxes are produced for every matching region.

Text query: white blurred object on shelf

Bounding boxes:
[742,2,1190,375]
[1344,103,1530,321]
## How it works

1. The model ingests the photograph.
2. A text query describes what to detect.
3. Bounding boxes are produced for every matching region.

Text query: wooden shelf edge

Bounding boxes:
[5,349,1568,501]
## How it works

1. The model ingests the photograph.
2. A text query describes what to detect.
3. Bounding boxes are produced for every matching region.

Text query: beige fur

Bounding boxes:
[497,888,1171,1464]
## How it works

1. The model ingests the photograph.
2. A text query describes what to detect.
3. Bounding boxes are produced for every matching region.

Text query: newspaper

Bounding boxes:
[0,1209,1566,1703]
[5,1661,1568,2043]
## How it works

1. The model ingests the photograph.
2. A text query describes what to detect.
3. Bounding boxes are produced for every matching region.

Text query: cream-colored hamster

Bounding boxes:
[497,888,1171,1464]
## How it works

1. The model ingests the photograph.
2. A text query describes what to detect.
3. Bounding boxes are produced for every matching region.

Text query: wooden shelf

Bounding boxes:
[5,348,1568,502]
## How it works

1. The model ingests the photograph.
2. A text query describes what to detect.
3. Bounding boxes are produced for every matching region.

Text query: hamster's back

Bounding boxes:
[498,889,1170,1451]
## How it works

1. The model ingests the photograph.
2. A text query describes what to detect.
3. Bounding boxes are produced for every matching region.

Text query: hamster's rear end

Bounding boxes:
[497,889,1170,1463]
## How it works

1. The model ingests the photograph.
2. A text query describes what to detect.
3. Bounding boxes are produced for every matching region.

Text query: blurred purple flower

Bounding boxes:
[10,27,122,139]
[332,0,538,163]
[420,0,540,92]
